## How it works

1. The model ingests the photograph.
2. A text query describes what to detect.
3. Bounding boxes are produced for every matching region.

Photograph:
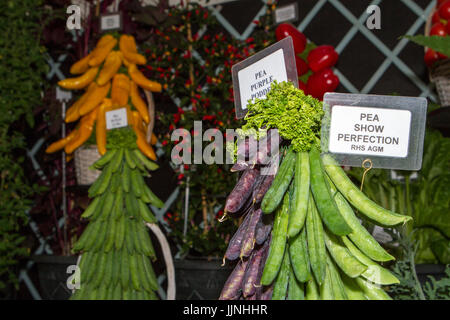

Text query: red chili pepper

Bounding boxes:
[307,45,339,72]
[432,10,442,24]
[306,68,339,100]
[424,48,441,67]
[275,23,307,54]
[430,22,448,36]
[295,56,309,76]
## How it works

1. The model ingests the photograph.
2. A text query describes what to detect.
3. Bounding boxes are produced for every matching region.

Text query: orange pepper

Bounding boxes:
[45,129,78,153]
[64,108,98,154]
[78,81,111,116]
[128,64,162,92]
[70,53,92,75]
[88,37,118,67]
[111,74,130,106]
[65,82,96,123]
[119,35,147,65]
[96,51,122,86]
[131,111,156,160]
[58,67,99,90]
[130,81,150,123]
[95,98,113,155]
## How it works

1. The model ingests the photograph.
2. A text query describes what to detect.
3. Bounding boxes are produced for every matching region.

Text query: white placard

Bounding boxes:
[100,13,121,31]
[328,105,412,158]
[237,49,288,111]
[274,3,298,24]
[106,108,128,130]
[56,87,72,102]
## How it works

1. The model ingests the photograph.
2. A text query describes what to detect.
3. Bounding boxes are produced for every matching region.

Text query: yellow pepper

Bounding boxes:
[131,111,156,160]
[45,129,78,153]
[95,98,113,155]
[97,34,115,47]
[58,67,99,90]
[65,82,96,123]
[150,132,157,146]
[78,81,111,116]
[88,37,118,67]
[130,81,150,123]
[96,51,122,86]
[128,64,162,92]
[70,53,92,75]
[64,108,98,154]
[119,35,147,65]
[111,73,130,106]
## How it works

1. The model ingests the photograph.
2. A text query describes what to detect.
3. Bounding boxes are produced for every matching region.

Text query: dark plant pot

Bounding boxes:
[32,255,78,300]
[415,264,447,285]
[174,257,236,300]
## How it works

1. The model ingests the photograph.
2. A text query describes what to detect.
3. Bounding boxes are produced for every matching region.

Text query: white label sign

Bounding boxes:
[238,49,287,111]
[328,105,412,158]
[106,108,128,130]
[100,13,121,31]
[274,3,298,23]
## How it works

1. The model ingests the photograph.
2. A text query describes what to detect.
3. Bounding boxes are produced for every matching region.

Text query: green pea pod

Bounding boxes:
[325,174,395,262]
[355,277,392,300]
[340,272,367,300]
[323,230,367,278]
[319,264,334,300]
[261,147,296,214]
[342,236,399,285]
[306,195,326,285]
[288,151,310,238]
[272,248,290,300]
[288,264,305,300]
[309,146,352,236]
[261,192,290,285]
[110,148,124,173]
[326,253,348,300]
[305,279,319,300]
[322,154,412,226]
[92,149,117,169]
[289,227,311,283]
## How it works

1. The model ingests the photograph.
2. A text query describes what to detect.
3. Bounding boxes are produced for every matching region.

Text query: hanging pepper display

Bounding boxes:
[46,33,162,158]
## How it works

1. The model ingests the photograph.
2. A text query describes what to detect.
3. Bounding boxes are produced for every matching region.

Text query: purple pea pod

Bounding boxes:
[230,161,249,172]
[241,238,266,297]
[224,208,253,261]
[260,284,274,300]
[225,167,260,214]
[255,214,273,245]
[219,258,249,300]
[240,208,262,258]
[253,173,275,204]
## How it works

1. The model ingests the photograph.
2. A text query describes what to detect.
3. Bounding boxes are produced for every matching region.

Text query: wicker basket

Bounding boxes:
[425,8,450,107]
[74,90,155,186]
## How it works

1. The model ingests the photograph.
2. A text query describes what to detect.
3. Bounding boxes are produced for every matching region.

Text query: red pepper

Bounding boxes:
[295,56,309,76]
[439,0,450,20]
[306,68,339,100]
[430,22,448,36]
[424,48,441,67]
[432,10,442,24]
[307,45,339,72]
[298,80,307,93]
[275,23,307,54]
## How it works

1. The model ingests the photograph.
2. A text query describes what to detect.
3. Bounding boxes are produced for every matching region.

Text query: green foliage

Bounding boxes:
[243,81,324,152]
[404,35,450,57]
[0,0,47,293]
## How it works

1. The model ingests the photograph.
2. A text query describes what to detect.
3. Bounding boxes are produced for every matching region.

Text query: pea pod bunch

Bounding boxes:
[46,33,161,160]
[219,82,410,300]
[71,128,164,300]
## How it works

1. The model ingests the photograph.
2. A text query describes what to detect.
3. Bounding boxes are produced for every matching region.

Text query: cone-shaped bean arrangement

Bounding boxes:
[219,82,409,300]
[71,128,164,300]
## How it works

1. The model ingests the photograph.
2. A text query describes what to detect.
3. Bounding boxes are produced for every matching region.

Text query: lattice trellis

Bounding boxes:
[23,0,438,299]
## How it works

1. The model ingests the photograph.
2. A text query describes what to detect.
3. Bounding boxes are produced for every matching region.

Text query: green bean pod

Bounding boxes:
[342,236,399,285]
[322,154,412,226]
[261,147,296,214]
[326,253,348,300]
[325,175,394,262]
[319,264,334,300]
[305,279,320,300]
[272,248,290,300]
[288,263,305,300]
[289,227,311,283]
[323,230,367,278]
[288,151,310,238]
[340,272,367,300]
[309,146,352,236]
[306,195,326,285]
[355,277,392,300]
[261,192,290,285]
